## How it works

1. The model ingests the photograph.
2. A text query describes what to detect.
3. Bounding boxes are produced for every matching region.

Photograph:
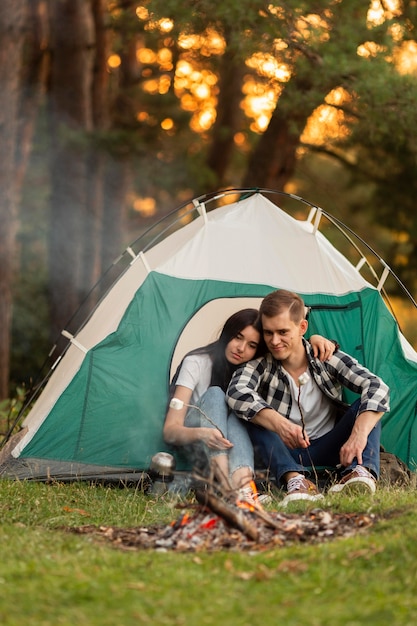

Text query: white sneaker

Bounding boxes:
[328,465,376,494]
[281,474,324,506]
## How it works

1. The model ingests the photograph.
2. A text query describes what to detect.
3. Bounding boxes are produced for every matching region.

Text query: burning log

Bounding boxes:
[194,489,260,541]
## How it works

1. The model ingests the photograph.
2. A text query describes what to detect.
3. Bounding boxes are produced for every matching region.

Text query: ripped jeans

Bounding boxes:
[184,386,254,479]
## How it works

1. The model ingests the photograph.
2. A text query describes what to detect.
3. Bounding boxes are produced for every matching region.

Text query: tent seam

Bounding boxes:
[74,352,94,459]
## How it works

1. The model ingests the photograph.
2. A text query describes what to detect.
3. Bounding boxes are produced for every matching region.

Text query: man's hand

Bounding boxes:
[278,420,310,449]
[339,429,368,466]
[339,410,383,467]
[253,408,310,449]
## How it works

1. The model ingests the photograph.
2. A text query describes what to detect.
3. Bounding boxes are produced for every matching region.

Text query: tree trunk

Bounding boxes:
[242,111,295,190]
[47,0,95,340]
[100,4,138,272]
[15,0,49,192]
[242,80,321,191]
[206,34,244,189]
[101,156,131,271]
[81,0,110,304]
[0,0,27,399]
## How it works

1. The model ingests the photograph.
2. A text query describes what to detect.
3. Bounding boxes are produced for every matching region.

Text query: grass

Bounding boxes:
[0,479,416,626]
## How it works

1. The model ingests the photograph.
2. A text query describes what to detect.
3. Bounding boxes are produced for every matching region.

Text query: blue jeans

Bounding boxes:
[185,386,254,478]
[247,399,381,484]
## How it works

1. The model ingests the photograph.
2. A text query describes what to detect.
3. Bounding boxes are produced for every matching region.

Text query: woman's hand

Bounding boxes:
[164,385,233,449]
[201,428,233,450]
[309,335,337,361]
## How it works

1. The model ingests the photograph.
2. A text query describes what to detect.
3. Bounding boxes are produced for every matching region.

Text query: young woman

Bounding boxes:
[163,308,335,502]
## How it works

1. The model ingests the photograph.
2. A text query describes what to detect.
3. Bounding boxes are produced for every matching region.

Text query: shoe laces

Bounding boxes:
[353,465,372,478]
[287,474,308,492]
[236,480,271,507]
[238,486,257,501]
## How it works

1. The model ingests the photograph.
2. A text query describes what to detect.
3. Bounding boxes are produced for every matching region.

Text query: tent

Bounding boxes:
[1,189,417,481]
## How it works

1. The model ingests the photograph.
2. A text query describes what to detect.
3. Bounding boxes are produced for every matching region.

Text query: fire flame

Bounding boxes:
[235,480,261,512]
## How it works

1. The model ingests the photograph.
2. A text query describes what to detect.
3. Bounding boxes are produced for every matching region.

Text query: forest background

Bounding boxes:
[1,0,417,406]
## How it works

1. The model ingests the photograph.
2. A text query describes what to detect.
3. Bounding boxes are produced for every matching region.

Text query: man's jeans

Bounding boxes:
[247,400,381,485]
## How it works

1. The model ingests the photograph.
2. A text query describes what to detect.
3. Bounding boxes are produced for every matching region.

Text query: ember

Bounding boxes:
[70,492,376,552]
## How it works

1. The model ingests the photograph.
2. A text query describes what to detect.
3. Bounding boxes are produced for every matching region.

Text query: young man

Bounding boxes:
[225,289,390,504]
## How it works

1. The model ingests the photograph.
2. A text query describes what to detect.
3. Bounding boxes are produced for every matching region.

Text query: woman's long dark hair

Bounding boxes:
[170,308,265,395]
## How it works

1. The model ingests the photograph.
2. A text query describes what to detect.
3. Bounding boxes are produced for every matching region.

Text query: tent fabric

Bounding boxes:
[2,192,417,479]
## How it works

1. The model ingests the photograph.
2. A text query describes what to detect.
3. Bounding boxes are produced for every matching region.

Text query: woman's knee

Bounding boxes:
[202,386,225,402]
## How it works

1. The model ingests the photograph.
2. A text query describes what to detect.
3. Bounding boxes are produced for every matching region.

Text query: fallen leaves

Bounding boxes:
[62,506,90,516]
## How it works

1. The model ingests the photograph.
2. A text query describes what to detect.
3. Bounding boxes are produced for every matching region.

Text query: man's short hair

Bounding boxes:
[259,289,306,323]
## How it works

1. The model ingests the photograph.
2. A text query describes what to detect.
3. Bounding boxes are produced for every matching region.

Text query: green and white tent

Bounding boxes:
[2,190,417,480]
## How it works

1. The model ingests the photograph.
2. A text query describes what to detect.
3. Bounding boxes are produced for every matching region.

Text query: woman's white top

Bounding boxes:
[175,353,213,405]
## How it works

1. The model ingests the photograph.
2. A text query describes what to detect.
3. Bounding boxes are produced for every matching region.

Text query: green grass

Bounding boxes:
[0,479,416,626]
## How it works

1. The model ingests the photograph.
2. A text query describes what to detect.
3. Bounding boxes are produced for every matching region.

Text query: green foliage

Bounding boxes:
[348,68,417,155]
[12,109,51,389]
[329,62,417,292]
[148,0,275,42]
[1,480,417,625]
[0,387,26,439]
[10,274,50,389]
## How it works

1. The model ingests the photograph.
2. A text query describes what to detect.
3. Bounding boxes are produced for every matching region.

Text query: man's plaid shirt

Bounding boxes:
[226,339,390,422]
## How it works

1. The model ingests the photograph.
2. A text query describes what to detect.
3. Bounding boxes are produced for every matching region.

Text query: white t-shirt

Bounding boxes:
[175,353,213,405]
[282,368,336,439]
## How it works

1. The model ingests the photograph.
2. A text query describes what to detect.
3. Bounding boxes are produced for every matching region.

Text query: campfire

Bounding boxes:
[70,482,376,552]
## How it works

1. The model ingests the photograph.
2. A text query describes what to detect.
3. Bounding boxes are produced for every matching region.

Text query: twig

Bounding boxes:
[186,402,226,439]
[297,383,319,485]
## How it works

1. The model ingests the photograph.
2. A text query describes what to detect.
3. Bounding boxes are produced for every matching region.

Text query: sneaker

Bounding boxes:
[236,481,270,508]
[328,465,376,494]
[281,474,323,506]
